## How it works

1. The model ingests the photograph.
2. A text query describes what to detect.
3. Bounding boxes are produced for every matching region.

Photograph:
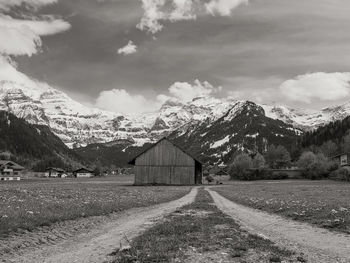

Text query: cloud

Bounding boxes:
[0,0,70,57]
[167,79,222,102]
[205,0,248,16]
[96,89,161,114]
[279,72,350,103]
[0,0,71,101]
[0,15,71,56]
[0,0,57,11]
[96,79,221,114]
[137,0,166,34]
[136,0,198,34]
[118,40,137,55]
[169,0,196,21]
[136,0,247,34]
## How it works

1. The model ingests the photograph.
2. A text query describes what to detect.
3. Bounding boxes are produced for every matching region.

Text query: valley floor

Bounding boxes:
[214,180,350,233]
[1,180,350,263]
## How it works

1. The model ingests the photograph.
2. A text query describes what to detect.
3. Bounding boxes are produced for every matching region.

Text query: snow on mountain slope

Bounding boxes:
[0,81,239,147]
[0,80,147,147]
[2,79,350,149]
[262,102,350,130]
[170,101,302,164]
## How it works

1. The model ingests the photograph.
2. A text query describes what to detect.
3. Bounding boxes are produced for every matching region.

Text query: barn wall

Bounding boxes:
[135,140,195,167]
[133,139,201,185]
[134,165,195,185]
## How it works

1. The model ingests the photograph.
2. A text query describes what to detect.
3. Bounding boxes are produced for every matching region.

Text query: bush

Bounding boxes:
[298,152,334,180]
[330,168,350,182]
[205,174,214,184]
[229,153,252,180]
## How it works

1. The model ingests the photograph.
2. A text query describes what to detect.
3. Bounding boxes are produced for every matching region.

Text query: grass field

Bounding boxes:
[214,180,350,234]
[0,176,191,238]
[113,188,301,263]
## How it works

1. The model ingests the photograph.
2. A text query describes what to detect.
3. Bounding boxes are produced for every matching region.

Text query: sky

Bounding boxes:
[2,0,350,114]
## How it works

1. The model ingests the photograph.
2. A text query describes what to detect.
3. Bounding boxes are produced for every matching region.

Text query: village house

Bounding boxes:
[45,167,67,178]
[331,153,350,168]
[209,166,229,176]
[73,167,94,178]
[0,160,25,177]
[129,138,203,185]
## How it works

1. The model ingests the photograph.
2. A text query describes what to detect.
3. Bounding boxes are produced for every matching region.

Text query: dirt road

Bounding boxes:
[1,187,198,263]
[207,187,350,263]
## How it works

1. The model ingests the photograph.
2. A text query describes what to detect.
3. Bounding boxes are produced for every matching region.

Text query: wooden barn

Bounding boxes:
[129,138,202,185]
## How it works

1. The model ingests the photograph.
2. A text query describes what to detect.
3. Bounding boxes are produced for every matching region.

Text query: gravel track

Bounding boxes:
[0,187,198,263]
[207,187,350,263]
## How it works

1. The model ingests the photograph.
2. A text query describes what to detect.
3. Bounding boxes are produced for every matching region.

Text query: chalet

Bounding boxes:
[45,167,66,178]
[331,153,350,168]
[129,138,203,185]
[0,160,24,176]
[73,168,94,178]
[209,166,229,176]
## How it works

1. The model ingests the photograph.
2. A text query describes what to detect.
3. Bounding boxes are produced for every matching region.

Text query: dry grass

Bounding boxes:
[113,188,298,263]
[0,176,191,238]
[215,180,350,233]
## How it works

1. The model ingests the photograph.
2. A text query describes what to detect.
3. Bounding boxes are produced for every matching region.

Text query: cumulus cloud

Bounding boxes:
[280,72,350,103]
[0,0,57,11]
[137,0,166,34]
[118,40,137,55]
[169,0,196,21]
[0,0,70,57]
[0,15,71,56]
[96,79,221,114]
[0,0,71,100]
[205,0,248,16]
[136,0,247,34]
[96,89,161,114]
[165,79,222,102]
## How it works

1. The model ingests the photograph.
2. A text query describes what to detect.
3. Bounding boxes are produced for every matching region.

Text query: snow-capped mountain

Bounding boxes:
[169,101,302,164]
[262,104,350,130]
[1,80,350,151]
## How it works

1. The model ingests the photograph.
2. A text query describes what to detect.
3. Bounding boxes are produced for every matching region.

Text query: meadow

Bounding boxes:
[0,176,191,238]
[214,180,350,233]
[113,188,300,263]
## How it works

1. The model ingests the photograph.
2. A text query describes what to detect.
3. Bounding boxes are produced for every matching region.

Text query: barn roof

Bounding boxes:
[0,160,25,170]
[128,137,203,165]
[73,167,94,173]
[330,152,350,159]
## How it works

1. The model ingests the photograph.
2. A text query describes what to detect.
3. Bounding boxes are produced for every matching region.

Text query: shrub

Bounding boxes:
[330,168,350,182]
[229,153,252,180]
[205,174,215,184]
[298,152,333,180]
[265,145,291,169]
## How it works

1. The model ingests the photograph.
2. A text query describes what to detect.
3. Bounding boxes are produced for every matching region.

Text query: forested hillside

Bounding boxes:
[299,116,350,155]
[0,111,83,170]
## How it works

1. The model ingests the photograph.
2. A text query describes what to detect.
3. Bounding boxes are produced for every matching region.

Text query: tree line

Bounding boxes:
[228,116,350,182]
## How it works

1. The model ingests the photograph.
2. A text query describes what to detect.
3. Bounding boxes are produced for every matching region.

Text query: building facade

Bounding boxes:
[0,161,24,176]
[73,168,94,178]
[129,138,202,185]
[331,153,350,167]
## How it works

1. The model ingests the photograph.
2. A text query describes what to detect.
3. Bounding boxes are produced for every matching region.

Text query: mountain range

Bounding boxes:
[2,80,350,165]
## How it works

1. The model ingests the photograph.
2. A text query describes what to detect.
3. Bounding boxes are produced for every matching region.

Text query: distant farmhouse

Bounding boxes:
[0,160,24,181]
[73,168,94,178]
[331,153,350,168]
[209,166,229,176]
[0,160,24,176]
[129,138,202,185]
[45,167,67,178]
